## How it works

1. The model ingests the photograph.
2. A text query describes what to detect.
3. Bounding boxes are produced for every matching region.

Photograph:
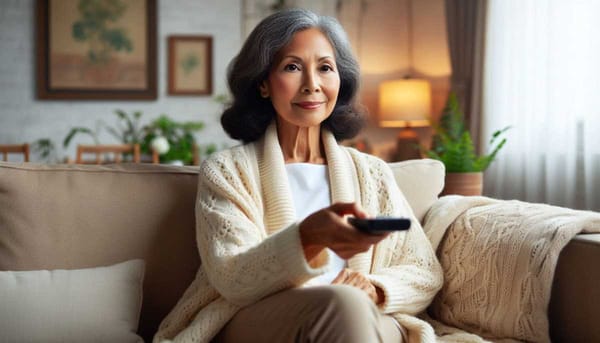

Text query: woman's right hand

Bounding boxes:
[299,202,390,261]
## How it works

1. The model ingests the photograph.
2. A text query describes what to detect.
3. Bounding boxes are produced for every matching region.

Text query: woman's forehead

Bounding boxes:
[273,28,336,62]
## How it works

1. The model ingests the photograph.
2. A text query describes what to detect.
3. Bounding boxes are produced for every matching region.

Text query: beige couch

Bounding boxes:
[0,160,598,342]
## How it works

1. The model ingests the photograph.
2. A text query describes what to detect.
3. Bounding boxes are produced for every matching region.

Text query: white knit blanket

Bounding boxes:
[422,196,600,343]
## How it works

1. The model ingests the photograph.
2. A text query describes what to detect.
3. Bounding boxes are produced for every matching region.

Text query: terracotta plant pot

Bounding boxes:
[442,172,483,196]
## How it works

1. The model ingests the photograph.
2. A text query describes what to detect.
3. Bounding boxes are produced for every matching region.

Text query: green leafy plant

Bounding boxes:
[63,127,100,148]
[141,115,205,165]
[423,92,510,173]
[63,109,142,148]
[31,138,58,163]
[105,109,145,144]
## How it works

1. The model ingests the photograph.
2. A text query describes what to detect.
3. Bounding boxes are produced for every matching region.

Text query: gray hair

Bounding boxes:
[221,8,364,143]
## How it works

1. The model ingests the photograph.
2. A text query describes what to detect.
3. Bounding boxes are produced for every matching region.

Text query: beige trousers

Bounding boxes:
[214,284,404,343]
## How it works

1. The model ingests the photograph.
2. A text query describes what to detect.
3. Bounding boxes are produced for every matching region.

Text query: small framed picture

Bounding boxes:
[168,35,213,95]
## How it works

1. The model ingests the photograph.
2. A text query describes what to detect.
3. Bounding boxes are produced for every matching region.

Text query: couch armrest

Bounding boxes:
[423,196,600,342]
[549,233,600,342]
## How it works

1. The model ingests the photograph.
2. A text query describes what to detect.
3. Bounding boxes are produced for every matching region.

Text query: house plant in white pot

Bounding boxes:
[423,92,510,195]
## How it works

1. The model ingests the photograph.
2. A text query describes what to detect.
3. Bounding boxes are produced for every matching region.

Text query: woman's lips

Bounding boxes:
[294,101,325,109]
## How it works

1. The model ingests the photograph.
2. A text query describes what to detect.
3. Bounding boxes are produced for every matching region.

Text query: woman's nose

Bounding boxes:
[302,71,320,93]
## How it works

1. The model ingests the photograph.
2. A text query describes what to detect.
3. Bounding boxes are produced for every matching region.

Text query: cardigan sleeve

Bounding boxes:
[195,155,327,307]
[362,158,444,315]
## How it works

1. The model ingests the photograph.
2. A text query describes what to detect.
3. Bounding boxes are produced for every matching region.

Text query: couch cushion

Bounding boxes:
[0,259,145,343]
[388,159,445,223]
[0,162,200,342]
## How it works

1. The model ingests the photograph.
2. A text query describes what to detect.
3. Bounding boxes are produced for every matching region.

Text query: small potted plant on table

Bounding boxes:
[142,115,207,166]
[423,92,510,196]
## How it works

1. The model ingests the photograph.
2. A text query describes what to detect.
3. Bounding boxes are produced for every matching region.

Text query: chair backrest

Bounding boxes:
[76,144,141,164]
[0,144,30,162]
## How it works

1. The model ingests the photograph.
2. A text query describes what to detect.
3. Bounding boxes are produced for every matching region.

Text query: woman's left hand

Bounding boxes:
[332,268,384,305]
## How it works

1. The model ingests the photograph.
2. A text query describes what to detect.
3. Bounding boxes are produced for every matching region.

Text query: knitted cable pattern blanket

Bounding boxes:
[423,195,600,343]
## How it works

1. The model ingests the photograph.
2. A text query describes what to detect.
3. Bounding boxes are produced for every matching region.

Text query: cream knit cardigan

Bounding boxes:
[153,123,444,343]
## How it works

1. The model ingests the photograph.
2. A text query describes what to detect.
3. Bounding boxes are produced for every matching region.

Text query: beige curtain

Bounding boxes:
[444,0,487,151]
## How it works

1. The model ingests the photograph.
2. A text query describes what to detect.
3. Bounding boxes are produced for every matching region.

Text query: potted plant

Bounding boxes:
[141,115,206,165]
[423,92,510,195]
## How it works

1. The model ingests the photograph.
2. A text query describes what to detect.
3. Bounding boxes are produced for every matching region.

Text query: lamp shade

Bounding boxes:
[379,79,431,127]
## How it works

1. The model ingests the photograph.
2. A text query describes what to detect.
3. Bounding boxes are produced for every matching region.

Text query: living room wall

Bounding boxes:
[0,0,242,162]
[0,0,449,162]
[337,0,450,157]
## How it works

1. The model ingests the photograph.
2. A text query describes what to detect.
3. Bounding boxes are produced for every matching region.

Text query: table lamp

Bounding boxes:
[378,79,431,160]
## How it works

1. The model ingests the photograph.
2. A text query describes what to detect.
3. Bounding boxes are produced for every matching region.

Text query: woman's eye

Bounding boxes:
[284,64,300,71]
[320,65,334,72]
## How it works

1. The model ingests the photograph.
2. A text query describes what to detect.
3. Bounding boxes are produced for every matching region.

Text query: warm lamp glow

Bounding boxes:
[379,79,431,127]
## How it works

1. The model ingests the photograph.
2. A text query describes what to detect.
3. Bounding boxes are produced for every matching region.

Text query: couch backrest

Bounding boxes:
[0,159,444,341]
[0,162,200,342]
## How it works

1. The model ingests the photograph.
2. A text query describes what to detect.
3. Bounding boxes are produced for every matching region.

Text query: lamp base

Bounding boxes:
[392,128,421,161]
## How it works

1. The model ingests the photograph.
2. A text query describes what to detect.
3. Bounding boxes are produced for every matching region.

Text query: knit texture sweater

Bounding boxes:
[153,123,444,342]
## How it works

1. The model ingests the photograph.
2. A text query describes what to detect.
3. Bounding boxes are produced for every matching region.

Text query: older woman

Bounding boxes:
[154,9,442,343]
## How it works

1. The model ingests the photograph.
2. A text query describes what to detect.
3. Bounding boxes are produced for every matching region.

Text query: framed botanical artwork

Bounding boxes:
[36,0,157,100]
[168,35,213,96]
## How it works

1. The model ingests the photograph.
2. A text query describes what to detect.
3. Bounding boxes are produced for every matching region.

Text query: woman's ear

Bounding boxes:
[259,81,270,98]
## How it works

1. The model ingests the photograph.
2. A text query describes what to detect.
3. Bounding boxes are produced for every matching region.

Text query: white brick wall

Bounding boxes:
[0,0,241,162]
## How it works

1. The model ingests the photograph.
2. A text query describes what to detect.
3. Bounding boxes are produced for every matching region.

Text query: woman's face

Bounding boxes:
[260,28,341,128]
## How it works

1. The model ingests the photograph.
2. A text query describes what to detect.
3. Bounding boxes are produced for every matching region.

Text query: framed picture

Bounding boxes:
[168,35,213,96]
[36,0,157,100]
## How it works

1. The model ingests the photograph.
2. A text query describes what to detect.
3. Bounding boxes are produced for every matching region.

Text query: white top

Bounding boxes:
[285,163,347,285]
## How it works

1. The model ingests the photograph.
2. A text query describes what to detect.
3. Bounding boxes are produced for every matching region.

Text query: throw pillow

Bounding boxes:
[388,159,445,222]
[0,259,145,343]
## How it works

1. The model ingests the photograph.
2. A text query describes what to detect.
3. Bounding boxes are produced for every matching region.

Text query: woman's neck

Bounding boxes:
[276,119,326,164]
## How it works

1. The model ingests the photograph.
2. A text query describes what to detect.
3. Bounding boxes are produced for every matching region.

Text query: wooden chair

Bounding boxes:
[191,144,200,166]
[76,144,141,164]
[0,144,30,162]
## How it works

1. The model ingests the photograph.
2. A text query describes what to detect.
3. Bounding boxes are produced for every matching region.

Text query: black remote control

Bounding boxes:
[348,217,411,235]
